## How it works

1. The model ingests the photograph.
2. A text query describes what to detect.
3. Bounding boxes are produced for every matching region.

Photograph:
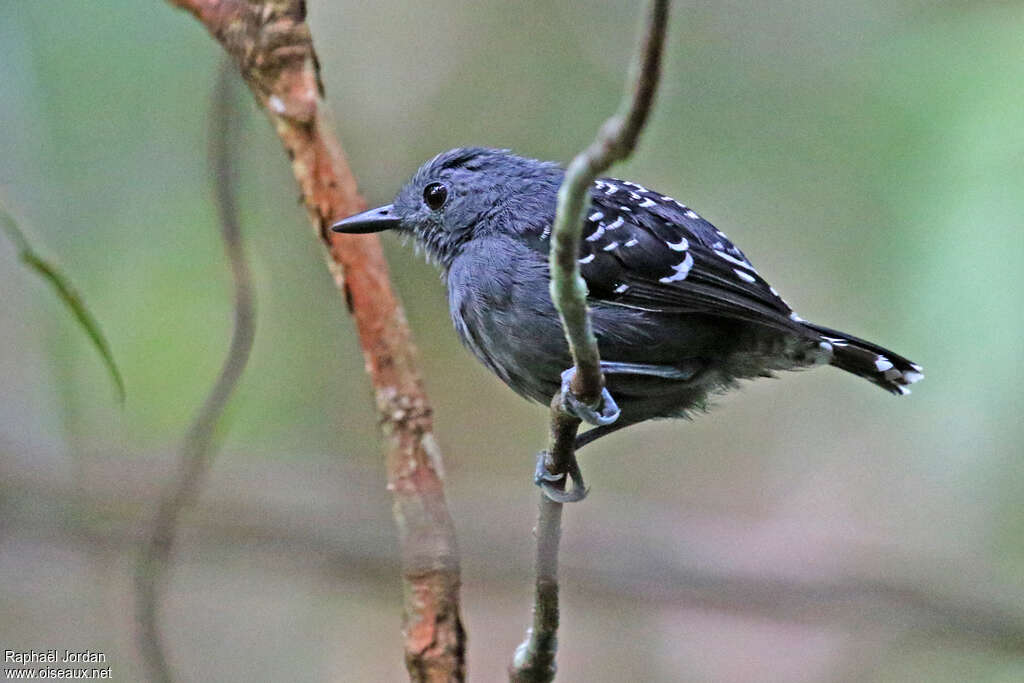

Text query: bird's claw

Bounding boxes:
[559,367,620,426]
[534,453,565,483]
[534,450,589,503]
[541,481,589,503]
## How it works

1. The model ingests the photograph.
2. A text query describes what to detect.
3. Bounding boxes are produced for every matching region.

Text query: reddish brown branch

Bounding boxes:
[164,1,465,680]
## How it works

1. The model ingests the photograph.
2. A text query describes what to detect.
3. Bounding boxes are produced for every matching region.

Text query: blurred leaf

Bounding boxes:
[1,203,125,404]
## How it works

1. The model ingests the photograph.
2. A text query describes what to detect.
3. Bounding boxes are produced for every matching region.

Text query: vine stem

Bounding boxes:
[509,1,670,681]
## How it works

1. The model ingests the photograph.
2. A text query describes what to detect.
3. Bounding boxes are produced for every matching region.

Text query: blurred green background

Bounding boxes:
[2,1,1023,681]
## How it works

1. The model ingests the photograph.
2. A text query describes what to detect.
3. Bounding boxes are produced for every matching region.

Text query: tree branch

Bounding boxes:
[510,1,669,681]
[160,2,465,681]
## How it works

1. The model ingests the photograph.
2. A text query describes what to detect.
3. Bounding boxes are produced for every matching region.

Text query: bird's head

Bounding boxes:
[332,147,561,269]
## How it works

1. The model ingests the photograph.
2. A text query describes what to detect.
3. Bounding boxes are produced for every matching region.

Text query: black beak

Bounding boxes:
[331,204,400,234]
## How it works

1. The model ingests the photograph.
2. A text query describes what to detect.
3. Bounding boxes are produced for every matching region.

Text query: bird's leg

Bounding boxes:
[541,361,694,500]
[530,365,619,504]
[570,361,700,450]
[558,366,621,426]
[560,361,696,426]
[574,420,636,451]
[599,360,700,381]
[534,449,589,503]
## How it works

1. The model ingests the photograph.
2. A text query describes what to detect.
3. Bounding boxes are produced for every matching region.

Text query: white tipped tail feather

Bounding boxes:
[806,323,923,395]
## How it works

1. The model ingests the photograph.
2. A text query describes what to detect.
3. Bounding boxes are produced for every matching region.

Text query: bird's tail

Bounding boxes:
[804,323,923,395]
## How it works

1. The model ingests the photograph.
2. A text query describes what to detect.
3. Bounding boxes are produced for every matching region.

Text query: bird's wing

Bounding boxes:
[562,178,806,334]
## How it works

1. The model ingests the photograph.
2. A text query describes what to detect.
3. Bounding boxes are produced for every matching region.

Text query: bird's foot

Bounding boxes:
[534,450,589,503]
[559,367,620,426]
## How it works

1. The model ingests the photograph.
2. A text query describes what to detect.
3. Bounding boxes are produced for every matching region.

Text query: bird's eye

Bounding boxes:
[422,182,449,211]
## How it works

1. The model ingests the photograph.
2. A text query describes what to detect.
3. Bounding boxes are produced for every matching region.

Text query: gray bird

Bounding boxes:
[333,147,922,455]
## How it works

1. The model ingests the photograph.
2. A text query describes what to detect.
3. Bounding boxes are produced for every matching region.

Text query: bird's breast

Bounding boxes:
[446,242,569,403]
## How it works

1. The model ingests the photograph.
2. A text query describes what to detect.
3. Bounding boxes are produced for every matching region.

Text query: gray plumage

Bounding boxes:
[333,147,923,447]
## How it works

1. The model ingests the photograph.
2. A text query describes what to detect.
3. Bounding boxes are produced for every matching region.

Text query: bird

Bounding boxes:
[333,147,922,465]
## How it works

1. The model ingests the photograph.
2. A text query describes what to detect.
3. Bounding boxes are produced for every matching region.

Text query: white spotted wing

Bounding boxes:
[574,179,803,332]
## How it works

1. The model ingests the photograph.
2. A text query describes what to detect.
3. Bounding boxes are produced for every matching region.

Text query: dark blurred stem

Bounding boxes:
[510,1,669,681]
[134,58,255,683]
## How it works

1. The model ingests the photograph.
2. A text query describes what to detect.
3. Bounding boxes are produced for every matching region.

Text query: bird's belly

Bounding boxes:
[448,253,803,414]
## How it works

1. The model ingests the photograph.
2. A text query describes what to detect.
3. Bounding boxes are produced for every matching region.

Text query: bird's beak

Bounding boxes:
[331,204,400,234]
